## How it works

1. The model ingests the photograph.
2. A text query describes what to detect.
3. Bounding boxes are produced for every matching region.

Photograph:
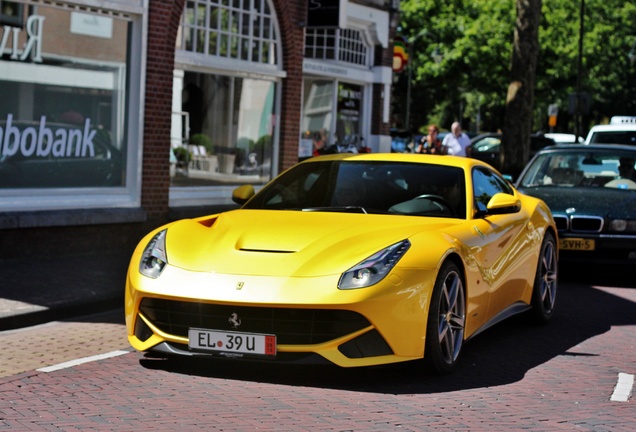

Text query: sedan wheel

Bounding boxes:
[531,232,558,323]
[425,261,466,374]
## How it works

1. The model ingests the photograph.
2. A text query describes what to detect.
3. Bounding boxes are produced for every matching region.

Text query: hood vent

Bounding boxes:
[239,248,296,253]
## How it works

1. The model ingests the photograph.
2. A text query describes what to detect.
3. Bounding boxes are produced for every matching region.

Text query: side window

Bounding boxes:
[472,168,512,213]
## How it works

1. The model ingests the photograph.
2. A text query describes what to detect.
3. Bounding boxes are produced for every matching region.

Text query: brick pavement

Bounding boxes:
[0,256,634,430]
[0,309,128,378]
[0,280,633,430]
[0,336,634,431]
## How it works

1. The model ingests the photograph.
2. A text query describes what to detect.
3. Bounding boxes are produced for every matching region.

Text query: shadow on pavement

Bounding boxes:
[138,266,636,394]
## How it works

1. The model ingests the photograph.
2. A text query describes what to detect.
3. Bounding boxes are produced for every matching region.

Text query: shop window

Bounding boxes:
[0,3,139,207]
[300,80,363,159]
[171,72,276,186]
[172,0,282,196]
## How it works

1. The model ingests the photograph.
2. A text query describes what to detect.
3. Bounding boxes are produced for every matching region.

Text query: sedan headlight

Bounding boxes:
[139,230,168,278]
[339,240,411,289]
[608,219,636,233]
[610,219,627,232]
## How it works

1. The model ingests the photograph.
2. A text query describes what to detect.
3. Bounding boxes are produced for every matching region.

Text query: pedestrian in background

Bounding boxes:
[442,122,471,157]
[312,128,328,156]
[417,124,446,154]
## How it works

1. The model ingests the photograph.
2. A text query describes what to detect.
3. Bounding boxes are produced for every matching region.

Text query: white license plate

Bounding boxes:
[188,328,276,357]
[560,238,595,251]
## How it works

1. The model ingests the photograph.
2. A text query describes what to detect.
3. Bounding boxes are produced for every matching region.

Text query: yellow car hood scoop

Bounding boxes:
[165,209,452,277]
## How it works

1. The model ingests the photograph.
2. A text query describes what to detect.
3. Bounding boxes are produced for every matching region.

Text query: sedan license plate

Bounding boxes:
[560,238,595,251]
[188,328,276,358]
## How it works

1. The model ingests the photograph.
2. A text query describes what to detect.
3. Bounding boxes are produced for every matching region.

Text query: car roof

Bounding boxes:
[302,152,498,171]
[587,124,636,132]
[534,143,636,154]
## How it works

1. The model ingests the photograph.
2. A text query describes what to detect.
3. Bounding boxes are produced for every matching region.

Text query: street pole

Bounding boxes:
[405,29,428,133]
[405,43,413,131]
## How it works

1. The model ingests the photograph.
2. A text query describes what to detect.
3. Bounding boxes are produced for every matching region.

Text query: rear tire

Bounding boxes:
[531,232,558,324]
[424,261,466,374]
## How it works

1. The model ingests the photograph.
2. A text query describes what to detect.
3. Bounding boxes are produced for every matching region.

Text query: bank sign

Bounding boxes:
[1,114,98,158]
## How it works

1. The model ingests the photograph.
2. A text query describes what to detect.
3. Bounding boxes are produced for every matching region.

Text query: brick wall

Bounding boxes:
[141,0,185,221]
[370,19,398,138]
[141,0,305,215]
[272,0,306,172]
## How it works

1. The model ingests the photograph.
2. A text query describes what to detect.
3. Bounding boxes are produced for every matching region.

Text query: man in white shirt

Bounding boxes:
[442,122,471,157]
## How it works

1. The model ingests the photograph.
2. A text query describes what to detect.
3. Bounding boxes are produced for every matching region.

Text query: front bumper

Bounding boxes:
[125,264,437,367]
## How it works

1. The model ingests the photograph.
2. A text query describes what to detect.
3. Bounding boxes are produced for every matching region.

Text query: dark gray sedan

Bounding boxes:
[515,144,636,264]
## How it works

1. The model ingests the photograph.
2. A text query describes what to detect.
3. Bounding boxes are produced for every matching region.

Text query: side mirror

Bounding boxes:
[485,192,521,215]
[232,184,255,205]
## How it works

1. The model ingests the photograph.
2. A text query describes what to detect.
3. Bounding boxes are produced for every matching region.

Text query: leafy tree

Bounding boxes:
[394,0,515,134]
[394,0,636,142]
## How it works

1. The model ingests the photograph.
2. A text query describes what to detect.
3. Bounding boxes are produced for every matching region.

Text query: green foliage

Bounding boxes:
[173,146,192,163]
[395,0,636,135]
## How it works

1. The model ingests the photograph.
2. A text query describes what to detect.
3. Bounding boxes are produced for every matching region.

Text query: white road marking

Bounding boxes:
[610,372,634,402]
[36,350,130,373]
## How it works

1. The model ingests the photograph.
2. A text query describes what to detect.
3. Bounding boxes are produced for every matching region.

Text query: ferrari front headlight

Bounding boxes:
[139,229,168,278]
[339,239,411,289]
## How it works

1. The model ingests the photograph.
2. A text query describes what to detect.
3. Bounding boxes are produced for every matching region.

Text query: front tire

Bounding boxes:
[531,232,558,323]
[425,261,466,374]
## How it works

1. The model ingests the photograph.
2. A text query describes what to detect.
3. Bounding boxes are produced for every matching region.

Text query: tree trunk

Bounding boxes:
[502,0,542,179]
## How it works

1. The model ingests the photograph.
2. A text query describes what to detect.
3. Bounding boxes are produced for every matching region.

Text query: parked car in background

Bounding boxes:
[515,144,636,265]
[585,116,636,145]
[126,153,558,374]
[544,133,584,144]
[469,132,556,171]
[390,128,413,153]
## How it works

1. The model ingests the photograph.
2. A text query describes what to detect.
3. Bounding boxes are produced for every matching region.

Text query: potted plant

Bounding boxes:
[189,134,214,155]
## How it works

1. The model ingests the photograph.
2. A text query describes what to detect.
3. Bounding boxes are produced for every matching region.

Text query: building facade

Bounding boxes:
[0,0,396,259]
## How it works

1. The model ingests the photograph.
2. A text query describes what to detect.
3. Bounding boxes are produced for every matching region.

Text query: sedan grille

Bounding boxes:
[553,215,569,231]
[139,298,371,345]
[554,215,604,233]
[570,216,603,233]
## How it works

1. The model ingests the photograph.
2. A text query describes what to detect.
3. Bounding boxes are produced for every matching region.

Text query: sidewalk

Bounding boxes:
[0,251,130,331]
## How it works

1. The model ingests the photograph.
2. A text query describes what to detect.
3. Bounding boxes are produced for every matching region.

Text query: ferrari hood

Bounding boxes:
[164,209,456,277]
[518,186,636,218]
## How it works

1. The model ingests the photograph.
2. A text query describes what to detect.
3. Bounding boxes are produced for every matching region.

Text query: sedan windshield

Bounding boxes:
[243,161,467,218]
[518,151,636,190]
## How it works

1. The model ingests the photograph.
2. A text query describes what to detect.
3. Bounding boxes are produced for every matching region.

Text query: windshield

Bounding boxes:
[518,150,636,190]
[589,131,636,145]
[243,161,467,218]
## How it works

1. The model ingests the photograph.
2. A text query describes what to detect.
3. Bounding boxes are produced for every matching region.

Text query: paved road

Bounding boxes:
[0,265,634,430]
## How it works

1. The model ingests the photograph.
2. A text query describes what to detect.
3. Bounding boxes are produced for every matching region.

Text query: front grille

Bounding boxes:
[553,215,569,231]
[570,216,603,233]
[139,298,371,345]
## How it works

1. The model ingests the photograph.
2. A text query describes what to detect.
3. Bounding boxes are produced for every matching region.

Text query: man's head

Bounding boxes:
[451,122,462,137]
